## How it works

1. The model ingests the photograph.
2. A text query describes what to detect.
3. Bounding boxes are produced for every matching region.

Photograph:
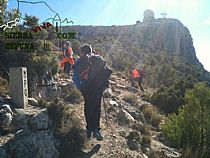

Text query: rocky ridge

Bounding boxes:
[67,18,200,66]
[0,73,181,158]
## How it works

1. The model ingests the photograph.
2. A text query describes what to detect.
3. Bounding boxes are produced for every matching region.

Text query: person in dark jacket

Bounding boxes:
[73,44,105,141]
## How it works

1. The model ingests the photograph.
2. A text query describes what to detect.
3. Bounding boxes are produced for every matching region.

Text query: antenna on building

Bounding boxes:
[161,13,167,18]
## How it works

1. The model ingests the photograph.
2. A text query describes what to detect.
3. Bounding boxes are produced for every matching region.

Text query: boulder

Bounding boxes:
[39,85,62,100]
[118,109,135,125]
[127,140,141,151]
[128,111,140,119]
[6,130,59,158]
[28,98,39,106]
[143,154,149,158]
[12,109,29,130]
[59,81,75,95]
[46,86,62,100]
[112,89,121,95]
[160,146,181,158]
[151,140,181,158]
[0,104,13,128]
[126,131,142,151]
[103,88,112,98]
[116,84,125,89]
[30,109,49,130]
[109,100,119,107]
[108,80,116,85]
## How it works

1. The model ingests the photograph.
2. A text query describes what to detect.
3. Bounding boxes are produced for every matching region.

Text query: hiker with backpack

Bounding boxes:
[130,67,144,92]
[73,44,112,141]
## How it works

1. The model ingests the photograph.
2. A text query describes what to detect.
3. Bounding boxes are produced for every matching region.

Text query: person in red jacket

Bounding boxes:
[130,67,144,91]
[60,41,74,74]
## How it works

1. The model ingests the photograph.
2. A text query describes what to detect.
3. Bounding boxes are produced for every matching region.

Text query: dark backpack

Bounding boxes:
[77,54,112,89]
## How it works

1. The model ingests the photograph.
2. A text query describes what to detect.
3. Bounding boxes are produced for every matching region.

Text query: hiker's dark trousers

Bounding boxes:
[64,62,71,74]
[131,77,144,92]
[82,87,104,131]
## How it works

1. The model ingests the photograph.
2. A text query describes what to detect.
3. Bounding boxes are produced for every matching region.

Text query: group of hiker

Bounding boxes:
[56,41,145,141]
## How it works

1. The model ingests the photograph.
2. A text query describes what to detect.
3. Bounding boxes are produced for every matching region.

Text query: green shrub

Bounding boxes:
[46,99,68,130]
[182,147,200,158]
[151,78,195,113]
[131,122,151,136]
[142,135,151,147]
[142,106,161,127]
[142,93,152,103]
[46,99,87,157]
[57,127,87,158]
[161,82,210,156]
[0,77,8,96]
[30,53,59,82]
[111,53,135,71]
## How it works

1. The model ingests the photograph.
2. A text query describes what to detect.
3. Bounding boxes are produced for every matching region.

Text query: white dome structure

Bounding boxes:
[143,9,155,23]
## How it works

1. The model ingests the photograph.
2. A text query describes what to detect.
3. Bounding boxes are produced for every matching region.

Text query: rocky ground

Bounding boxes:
[0,73,181,158]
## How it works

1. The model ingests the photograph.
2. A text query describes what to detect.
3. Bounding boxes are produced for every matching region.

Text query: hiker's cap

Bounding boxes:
[63,41,71,47]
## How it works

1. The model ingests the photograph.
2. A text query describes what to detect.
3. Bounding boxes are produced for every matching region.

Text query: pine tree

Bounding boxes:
[161,82,210,157]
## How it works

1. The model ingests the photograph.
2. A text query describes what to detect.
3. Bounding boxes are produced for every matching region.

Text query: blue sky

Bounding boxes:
[7,0,210,72]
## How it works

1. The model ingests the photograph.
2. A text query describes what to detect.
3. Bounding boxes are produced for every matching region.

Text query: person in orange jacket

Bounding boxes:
[130,67,144,91]
[61,41,74,74]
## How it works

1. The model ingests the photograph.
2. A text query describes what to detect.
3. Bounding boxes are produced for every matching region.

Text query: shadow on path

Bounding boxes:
[83,144,101,158]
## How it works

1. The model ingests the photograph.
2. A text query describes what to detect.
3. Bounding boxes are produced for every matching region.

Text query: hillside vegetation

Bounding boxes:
[1,5,210,158]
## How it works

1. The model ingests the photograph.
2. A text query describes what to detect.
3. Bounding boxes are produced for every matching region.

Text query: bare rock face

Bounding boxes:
[28,98,39,106]
[29,109,49,131]
[126,131,142,151]
[151,140,181,158]
[5,130,59,158]
[103,88,113,98]
[118,109,135,125]
[12,109,29,130]
[70,18,201,67]
[12,106,50,131]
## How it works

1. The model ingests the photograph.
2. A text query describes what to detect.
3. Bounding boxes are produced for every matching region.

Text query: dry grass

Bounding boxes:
[182,147,200,158]
[142,105,161,127]
[46,99,87,157]
[123,94,139,106]
[142,135,151,147]
[65,87,83,104]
